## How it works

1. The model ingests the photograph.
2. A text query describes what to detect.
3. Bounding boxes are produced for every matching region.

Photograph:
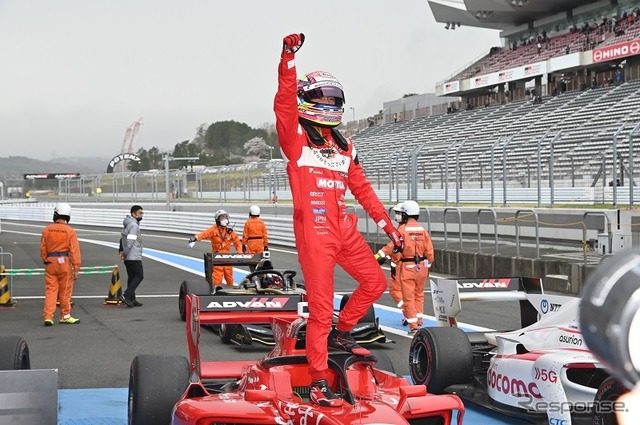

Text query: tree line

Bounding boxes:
[128,120,280,171]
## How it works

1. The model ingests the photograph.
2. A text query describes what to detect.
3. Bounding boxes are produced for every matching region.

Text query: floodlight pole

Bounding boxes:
[163,155,199,211]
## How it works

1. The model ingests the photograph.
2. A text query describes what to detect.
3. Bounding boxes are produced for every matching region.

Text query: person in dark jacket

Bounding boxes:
[118,205,144,307]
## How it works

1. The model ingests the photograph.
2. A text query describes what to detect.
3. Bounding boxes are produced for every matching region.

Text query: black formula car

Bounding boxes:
[177,253,389,347]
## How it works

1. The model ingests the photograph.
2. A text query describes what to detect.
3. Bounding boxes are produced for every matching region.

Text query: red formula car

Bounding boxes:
[128,293,465,424]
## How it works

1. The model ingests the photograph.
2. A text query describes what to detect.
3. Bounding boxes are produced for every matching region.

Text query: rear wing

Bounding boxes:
[204,252,270,286]
[431,277,543,328]
[185,293,307,380]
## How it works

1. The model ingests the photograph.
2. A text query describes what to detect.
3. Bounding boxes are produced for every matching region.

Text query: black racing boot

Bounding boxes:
[328,328,370,356]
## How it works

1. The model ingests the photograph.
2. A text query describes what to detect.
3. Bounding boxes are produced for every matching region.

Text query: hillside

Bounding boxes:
[0,156,110,180]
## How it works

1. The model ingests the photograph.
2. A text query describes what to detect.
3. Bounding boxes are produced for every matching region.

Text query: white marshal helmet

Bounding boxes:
[392,202,404,223]
[401,200,420,217]
[249,205,261,216]
[214,209,229,221]
[53,202,72,222]
[54,202,72,216]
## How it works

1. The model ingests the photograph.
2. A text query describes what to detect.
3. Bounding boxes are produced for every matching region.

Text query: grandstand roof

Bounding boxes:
[428,0,604,30]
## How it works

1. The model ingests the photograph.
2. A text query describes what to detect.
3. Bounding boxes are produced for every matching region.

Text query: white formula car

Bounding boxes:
[409,277,628,425]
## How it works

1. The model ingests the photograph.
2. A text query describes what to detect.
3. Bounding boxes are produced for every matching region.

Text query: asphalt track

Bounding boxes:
[0,220,528,424]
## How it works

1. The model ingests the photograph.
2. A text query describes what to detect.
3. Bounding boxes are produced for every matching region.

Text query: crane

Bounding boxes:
[117,118,144,172]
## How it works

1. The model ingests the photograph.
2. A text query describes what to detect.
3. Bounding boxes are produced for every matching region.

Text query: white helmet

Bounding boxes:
[54,202,71,216]
[401,200,420,217]
[214,209,228,220]
[54,202,71,222]
[214,209,230,226]
[392,203,404,223]
[249,205,260,216]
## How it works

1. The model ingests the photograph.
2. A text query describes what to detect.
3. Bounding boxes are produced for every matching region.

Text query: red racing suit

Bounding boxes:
[275,48,394,381]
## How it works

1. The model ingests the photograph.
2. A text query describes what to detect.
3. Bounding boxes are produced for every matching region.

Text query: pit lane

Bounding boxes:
[0,220,528,424]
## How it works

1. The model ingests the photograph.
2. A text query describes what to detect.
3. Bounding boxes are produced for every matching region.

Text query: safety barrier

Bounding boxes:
[0,265,122,306]
[104,266,123,305]
[0,265,16,307]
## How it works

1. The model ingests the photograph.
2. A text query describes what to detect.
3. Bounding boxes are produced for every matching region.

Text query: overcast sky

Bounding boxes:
[0,0,500,160]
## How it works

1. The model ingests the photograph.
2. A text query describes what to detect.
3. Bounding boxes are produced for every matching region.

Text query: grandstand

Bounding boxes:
[341,0,640,202]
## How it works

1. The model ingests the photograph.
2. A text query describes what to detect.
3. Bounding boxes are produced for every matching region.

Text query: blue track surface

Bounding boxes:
[57,243,529,425]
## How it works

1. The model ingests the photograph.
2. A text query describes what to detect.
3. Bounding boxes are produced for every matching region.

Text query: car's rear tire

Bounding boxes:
[178,280,211,321]
[370,349,395,374]
[0,336,30,370]
[219,324,244,344]
[128,354,189,425]
[340,294,376,323]
[409,327,472,394]
[592,376,629,425]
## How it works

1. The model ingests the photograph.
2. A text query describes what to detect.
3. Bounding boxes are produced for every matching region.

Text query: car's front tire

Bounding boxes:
[178,280,211,321]
[592,376,629,425]
[409,327,472,394]
[128,354,189,425]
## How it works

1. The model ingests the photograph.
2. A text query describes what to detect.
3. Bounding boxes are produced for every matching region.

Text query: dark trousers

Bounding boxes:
[123,260,144,299]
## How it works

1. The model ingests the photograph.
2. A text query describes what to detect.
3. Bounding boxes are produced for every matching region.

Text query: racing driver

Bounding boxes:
[275,33,404,407]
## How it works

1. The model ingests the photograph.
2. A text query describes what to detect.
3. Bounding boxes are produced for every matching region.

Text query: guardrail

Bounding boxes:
[0,203,298,248]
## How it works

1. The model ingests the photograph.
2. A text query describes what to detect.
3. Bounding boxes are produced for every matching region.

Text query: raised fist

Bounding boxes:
[283,33,305,54]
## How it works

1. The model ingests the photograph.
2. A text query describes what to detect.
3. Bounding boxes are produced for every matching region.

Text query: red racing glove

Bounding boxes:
[283,33,305,54]
[383,225,404,253]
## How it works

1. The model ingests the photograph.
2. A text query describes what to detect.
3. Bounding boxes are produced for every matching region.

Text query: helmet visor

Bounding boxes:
[302,86,345,106]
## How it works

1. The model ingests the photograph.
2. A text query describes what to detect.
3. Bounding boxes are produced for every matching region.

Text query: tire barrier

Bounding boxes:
[0,265,17,308]
[104,266,123,306]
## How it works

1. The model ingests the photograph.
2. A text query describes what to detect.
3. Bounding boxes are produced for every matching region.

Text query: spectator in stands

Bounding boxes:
[560,79,567,93]
[530,87,537,101]
[565,45,570,55]
[537,41,542,54]
[616,68,624,85]
[393,113,398,123]
[551,87,559,97]
[580,81,588,91]
[591,77,598,89]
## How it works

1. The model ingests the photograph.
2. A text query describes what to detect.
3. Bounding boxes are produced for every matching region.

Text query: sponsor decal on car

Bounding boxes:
[540,299,562,314]
[487,364,542,399]
[458,280,510,289]
[312,208,326,215]
[309,191,324,197]
[206,297,291,309]
[558,334,583,346]
[214,254,254,259]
